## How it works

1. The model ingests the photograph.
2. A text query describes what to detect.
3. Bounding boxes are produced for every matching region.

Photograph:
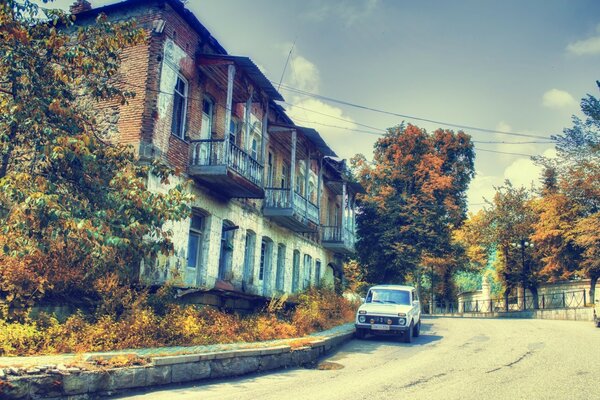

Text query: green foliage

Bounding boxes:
[0,0,193,320]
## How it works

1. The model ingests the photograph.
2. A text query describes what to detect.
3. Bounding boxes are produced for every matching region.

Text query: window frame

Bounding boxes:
[171,72,188,140]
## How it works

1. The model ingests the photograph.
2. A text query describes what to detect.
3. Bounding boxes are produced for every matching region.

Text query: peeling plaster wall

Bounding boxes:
[143,174,337,297]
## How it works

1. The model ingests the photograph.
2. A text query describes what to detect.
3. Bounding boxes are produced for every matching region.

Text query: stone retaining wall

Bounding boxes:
[434,306,595,321]
[0,331,354,399]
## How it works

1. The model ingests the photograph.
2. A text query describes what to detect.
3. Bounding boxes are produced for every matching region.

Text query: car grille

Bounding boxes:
[363,315,405,325]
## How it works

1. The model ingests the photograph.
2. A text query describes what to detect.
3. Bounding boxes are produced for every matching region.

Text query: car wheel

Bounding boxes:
[355,328,367,339]
[413,320,421,337]
[403,321,413,343]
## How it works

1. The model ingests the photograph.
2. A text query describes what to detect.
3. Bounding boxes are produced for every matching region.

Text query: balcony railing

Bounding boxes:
[264,188,319,225]
[321,225,356,252]
[190,139,263,187]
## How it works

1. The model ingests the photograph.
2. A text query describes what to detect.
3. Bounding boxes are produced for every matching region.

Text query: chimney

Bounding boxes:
[69,0,92,14]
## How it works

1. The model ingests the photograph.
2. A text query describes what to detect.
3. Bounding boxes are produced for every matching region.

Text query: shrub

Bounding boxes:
[0,287,358,356]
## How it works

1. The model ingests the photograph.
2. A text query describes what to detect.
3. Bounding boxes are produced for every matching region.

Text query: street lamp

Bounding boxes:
[511,239,534,310]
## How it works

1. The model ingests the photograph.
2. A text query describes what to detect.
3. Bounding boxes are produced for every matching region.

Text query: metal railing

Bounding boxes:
[264,188,319,224]
[190,139,263,187]
[321,225,355,246]
[434,289,590,314]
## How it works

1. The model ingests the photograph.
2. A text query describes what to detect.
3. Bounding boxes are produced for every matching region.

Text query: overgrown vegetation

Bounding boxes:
[0,287,357,356]
[0,0,193,321]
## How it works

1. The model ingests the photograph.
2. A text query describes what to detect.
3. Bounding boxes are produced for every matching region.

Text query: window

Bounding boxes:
[259,237,273,281]
[281,163,288,188]
[171,75,188,139]
[201,97,214,140]
[242,231,256,289]
[296,173,304,196]
[309,182,316,204]
[187,214,205,270]
[276,244,286,291]
[229,118,238,146]
[315,260,322,284]
[267,152,274,187]
[292,250,300,292]
[251,137,258,160]
[218,220,236,280]
[303,254,313,289]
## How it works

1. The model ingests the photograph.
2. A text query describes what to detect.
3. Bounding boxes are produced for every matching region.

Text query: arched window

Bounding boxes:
[242,230,256,291]
[292,250,300,292]
[276,243,286,292]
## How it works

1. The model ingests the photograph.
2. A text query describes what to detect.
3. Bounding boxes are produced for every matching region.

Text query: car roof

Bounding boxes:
[368,285,415,291]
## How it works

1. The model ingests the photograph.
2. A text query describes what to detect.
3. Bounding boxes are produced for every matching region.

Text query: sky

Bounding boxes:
[45,0,600,212]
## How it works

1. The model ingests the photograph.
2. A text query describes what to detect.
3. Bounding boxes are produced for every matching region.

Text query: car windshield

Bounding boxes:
[366,289,411,305]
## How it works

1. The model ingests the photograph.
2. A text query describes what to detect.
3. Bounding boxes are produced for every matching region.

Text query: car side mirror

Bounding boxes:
[361,297,366,303]
[413,300,419,306]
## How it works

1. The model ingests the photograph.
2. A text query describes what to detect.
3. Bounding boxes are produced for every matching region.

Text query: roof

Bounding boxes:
[269,123,337,158]
[75,0,227,54]
[368,285,415,291]
[197,54,283,102]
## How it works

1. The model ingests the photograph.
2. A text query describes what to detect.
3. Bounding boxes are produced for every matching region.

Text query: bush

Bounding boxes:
[0,287,358,356]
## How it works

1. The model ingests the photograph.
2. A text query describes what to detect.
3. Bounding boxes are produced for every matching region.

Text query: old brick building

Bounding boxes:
[72,0,361,306]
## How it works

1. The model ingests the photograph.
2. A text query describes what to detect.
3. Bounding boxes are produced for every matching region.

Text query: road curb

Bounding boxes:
[0,327,355,399]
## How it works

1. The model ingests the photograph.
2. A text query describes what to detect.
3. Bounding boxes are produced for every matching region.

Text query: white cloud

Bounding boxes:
[287,54,320,94]
[567,24,600,56]
[542,89,578,110]
[502,148,557,190]
[278,48,377,160]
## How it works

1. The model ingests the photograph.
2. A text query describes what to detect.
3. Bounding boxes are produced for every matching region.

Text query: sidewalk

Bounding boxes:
[0,323,354,369]
[0,323,356,400]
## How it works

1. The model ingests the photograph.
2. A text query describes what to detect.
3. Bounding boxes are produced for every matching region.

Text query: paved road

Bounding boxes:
[116,317,600,400]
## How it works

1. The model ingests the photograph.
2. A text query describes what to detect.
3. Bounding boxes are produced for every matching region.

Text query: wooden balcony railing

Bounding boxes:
[264,188,319,224]
[190,139,263,187]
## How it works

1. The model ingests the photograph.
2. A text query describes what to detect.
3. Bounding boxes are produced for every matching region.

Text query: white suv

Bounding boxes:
[355,285,421,343]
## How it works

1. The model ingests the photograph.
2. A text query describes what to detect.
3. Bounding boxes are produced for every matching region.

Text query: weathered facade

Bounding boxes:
[72,0,361,302]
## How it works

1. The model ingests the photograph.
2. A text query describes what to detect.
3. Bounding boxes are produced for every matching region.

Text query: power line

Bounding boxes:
[106,78,545,157]
[275,82,555,141]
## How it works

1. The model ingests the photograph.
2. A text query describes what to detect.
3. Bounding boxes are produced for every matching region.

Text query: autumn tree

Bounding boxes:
[483,182,542,309]
[352,124,475,304]
[452,209,493,293]
[534,81,600,302]
[0,1,192,320]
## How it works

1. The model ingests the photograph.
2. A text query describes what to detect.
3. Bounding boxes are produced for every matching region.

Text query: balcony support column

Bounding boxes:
[341,181,347,242]
[317,157,322,224]
[261,102,268,184]
[224,64,236,165]
[305,149,310,219]
[290,129,296,205]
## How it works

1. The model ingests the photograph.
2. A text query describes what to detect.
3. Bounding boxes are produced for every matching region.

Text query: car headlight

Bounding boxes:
[398,318,406,325]
[358,316,366,323]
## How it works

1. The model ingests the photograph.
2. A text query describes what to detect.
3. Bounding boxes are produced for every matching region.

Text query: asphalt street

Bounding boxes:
[116,317,600,400]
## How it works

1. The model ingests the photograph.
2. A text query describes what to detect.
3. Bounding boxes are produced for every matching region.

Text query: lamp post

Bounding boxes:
[430,264,434,315]
[511,239,534,310]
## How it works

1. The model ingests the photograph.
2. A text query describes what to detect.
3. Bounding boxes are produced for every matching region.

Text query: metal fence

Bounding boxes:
[433,289,590,314]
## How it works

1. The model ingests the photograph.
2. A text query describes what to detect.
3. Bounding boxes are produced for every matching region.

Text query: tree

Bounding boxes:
[0,1,192,320]
[452,209,492,294]
[352,124,475,305]
[535,81,600,302]
[483,182,541,309]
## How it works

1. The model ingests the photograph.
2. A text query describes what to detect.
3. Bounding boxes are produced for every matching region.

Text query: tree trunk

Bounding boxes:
[504,287,510,312]
[590,275,598,305]
[530,286,539,310]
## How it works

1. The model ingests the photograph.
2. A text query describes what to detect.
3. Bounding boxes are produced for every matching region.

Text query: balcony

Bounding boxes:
[263,188,319,232]
[321,225,356,255]
[189,139,264,198]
